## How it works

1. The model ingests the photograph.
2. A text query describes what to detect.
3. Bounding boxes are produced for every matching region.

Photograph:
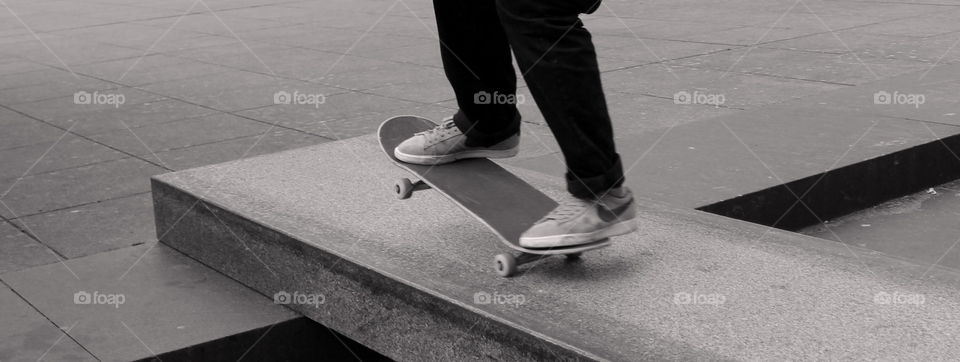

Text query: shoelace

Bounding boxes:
[414,117,459,142]
[543,197,589,221]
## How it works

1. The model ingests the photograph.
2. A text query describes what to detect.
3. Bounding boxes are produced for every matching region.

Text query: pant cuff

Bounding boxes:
[566,155,624,199]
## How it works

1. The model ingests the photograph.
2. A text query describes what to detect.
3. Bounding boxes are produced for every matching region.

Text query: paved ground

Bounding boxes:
[1,0,959,359]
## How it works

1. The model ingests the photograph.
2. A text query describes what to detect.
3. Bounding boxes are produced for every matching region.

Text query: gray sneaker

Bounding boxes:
[394,117,519,165]
[519,187,637,248]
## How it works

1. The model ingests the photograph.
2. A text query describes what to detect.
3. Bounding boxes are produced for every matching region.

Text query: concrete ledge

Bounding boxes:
[153,135,960,361]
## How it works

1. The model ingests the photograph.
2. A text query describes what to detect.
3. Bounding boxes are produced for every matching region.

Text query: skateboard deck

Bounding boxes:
[377,115,611,276]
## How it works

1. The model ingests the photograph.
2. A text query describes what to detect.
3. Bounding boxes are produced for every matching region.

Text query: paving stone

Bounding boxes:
[0,244,300,361]
[14,98,220,137]
[7,36,147,67]
[837,32,960,65]
[137,13,290,36]
[166,41,296,73]
[669,47,929,85]
[0,13,113,33]
[364,69,454,103]
[595,38,733,64]
[8,88,169,125]
[0,84,69,106]
[17,193,155,259]
[792,1,943,21]
[312,56,434,91]
[125,0,209,11]
[762,30,930,54]
[350,34,437,57]
[0,284,95,361]
[674,25,822,46]
[0,76,121,106]
[236,92,443,139]
[224,46,375,82]
[358,42,444,69]
[218,3,333,22]
[802,179,960,271]
[71,54,231,86]
[364,14,440,39]
[50,23,212,50]
[602,63,847,108]
[606,92,741,135]
[0,157,166,219]
[0,59,49,77]
[141,71,341,111]
[236,23,369,49]
[0,110,67,151]
[584,17,742,40]
[0,68,93,91]
[0,27,31,40]
[0,134,127,181]
[799,64,960,126]
[0,221,61,274]
[112,60,235,87]
[89,112,271,158]
[857,16,960,38]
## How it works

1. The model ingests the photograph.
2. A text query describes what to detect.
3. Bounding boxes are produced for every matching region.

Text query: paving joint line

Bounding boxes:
[0,279,101,361]
[0,104,171,170]
[4,191,152,220]
[2,216,71,261]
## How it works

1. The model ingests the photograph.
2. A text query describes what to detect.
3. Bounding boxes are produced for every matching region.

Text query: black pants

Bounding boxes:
[434,0,624,199]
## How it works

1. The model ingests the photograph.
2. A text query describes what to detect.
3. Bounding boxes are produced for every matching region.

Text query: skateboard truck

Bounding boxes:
[494,252,582,277]
[395,178,431,199]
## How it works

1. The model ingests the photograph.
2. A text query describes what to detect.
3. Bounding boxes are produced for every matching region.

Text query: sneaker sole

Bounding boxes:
[519,218,638,249]
[394,147,518,165]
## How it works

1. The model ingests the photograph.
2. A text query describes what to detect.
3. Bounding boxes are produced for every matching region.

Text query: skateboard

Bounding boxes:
[378,115,611,277]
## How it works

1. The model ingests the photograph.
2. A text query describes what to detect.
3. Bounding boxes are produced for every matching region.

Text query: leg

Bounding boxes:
[433,0,521,146]
[495,0,623,198]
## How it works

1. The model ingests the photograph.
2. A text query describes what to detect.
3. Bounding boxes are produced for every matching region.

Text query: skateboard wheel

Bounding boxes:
[494,254,517,277]
[395,178,414,199]
[566,252,582,260]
